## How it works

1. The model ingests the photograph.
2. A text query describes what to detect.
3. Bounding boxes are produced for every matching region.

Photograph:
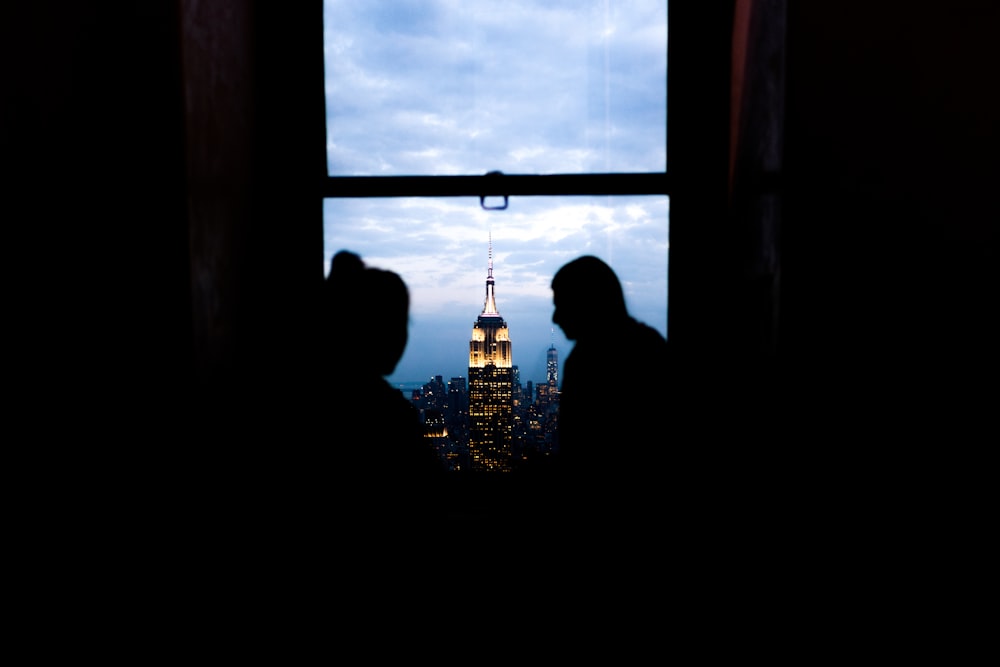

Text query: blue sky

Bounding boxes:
[323,0,668,387]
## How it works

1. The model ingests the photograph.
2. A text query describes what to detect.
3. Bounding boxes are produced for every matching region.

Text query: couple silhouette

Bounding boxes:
[322,250,669,527]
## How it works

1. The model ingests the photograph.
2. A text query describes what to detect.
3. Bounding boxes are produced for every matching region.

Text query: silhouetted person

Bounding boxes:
[550,255,670,523]
[322,250,445,527]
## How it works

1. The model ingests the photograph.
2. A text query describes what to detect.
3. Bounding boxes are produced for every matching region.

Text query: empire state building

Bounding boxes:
[468,239,513,472]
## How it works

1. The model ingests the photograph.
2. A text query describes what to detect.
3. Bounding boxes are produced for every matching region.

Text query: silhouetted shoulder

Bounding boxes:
[629,318,667,344]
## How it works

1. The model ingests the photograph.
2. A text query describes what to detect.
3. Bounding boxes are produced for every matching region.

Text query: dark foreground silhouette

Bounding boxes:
[548,255,671,524]
[320,250,446,529]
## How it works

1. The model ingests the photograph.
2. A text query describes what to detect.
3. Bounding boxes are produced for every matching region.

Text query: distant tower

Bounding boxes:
[468,235,514,472]
[546,330,559,388]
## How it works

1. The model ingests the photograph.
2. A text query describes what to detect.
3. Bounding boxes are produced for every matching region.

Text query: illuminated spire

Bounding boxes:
[482,233,499,316]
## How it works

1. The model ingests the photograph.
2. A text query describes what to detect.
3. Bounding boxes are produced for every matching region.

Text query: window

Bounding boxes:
[322,1,669,389]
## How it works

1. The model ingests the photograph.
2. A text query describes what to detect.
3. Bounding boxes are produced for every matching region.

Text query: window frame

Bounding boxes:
[321,172,670,199]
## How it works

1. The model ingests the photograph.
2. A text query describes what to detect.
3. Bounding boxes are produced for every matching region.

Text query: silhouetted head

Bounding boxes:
[551,255,628,341]
[325,250,410,376]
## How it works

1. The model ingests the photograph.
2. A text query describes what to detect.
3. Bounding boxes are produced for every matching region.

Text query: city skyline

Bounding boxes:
[409,327,560,474]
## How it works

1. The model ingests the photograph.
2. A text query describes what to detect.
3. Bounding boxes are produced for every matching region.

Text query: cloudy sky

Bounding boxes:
[323,0,668,387]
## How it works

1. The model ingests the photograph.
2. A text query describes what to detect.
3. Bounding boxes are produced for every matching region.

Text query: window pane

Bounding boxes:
[324,0,668,176]
[323,196,669,388]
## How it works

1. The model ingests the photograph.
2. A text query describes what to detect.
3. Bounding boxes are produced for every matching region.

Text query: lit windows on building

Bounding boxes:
[468,239,514,472]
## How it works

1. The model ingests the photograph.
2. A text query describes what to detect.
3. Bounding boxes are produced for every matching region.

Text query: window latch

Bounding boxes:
[479,171,509,210]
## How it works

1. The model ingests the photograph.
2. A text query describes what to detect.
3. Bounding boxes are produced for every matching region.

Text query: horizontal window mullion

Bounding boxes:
[321,173,669,198]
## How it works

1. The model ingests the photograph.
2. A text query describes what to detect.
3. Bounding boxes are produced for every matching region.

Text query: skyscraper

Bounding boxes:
[546,339,559,388]
[468,237,513,472]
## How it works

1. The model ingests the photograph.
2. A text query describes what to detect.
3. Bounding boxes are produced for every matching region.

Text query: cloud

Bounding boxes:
[324,0,666,176]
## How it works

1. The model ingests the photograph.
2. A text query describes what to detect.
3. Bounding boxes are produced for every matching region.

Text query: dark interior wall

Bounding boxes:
[233,2,327,393]
[778,2,997,593]
[2,3,325,429]
[180,1,257,391]
[671,1,996,422]
[668,4,736,358]
[3,3,192,418]
[179,1,325,415]
[666,2,747,441]
[668,1,791,442]
[782,2,998,434]
[665,1,996,532]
